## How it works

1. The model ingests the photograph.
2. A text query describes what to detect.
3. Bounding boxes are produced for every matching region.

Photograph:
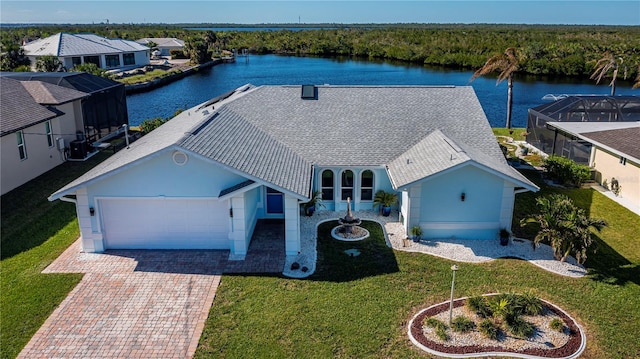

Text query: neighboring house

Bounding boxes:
[49,85,538,258]
[1,72,129,147]
[527,95,640,164]
[544,121,640,209]
[1,77,88,195]
[22,32,150,70]
[135,38,185,57]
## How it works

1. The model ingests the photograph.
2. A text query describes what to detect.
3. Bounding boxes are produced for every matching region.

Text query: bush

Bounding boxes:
[170,49,188,59]
[506,315,535,338]
[518,292,544,316]
[467,296,492,318]
[543,155,591,187]
[425,317,449,341]
[479,319,500,340]
[549,318,565,332]
[139,117,168,134]
[451,316,476,333]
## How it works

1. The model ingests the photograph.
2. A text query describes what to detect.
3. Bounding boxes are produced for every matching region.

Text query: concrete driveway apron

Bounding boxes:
[18,240,225,359]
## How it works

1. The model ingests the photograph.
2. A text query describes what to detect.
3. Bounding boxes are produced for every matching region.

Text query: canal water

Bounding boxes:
[126,54,637,128]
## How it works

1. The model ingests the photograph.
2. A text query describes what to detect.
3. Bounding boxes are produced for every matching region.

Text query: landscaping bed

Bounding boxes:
[410,295,583,358]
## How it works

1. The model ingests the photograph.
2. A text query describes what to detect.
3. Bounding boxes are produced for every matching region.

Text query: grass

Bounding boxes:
[492,127,527,141]
[116,68,182,85]
[197,184,640,358]
[0,152,112,359]
[1,150,639,358]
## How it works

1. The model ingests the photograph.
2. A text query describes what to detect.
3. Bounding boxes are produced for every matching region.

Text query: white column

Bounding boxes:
[230,195,247,259]
[77,188,104,252]
[284,195,301,256]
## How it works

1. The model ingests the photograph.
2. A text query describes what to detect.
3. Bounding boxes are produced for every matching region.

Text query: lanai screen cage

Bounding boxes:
[526,96,640,164]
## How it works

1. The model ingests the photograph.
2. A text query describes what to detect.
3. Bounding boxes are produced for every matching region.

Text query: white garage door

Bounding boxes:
[100,198,230,249]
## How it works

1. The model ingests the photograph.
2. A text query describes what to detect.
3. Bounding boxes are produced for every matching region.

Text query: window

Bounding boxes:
[16,131,27,160]
[123,53,135,65]
[361,170,374,201]
[341,170,354,201]
[45,121,53,147]
[83,55,100,67]
[71,57,82,66]
[321,170,334,201]
[105,54,120,68]
[620,156,627,166]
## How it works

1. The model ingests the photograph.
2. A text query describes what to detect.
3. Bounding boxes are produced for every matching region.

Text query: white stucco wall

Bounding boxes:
[415,165,505,240]
[1,101,82,195]
[593,147,640,207]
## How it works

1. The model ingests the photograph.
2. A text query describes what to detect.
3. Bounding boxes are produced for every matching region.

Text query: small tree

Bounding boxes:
[35,55,63,72]
[0,41,30,71]
[521,194,606,263]
[71,63,109,78]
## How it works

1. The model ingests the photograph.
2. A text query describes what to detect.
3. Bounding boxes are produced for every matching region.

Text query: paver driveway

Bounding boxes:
[18,240,226,359]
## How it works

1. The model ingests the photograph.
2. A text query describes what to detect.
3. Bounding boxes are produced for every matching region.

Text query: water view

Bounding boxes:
[126,54,638,128]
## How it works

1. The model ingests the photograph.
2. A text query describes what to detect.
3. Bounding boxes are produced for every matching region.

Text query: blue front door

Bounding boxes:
[266,187,284,214]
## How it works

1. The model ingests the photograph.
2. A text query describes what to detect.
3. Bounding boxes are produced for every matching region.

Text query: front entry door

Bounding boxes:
[266,187,284,214]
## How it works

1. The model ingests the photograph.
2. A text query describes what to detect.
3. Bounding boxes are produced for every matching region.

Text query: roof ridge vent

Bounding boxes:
[301,84,317,100]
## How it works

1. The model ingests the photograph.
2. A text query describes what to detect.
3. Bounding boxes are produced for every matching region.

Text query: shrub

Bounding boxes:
[139,117,168,134]
[518,292,544,316]
[170,49,188,59]
[451,316,476,333]
[549,318,565,332]
[425,317,449,341]
[467,296,492,318]
[506,315,535,338]
[479,319,500,340]
[543,155,591,187]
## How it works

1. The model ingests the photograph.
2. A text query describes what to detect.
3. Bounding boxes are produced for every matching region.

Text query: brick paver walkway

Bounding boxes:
[18,240,225,359]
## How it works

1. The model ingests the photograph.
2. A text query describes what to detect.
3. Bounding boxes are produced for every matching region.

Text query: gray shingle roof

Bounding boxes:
[22,33,149,57]
[136,38,185,48]
[0,77,60,137]
[50,84,538,201]
[20,80,88,105]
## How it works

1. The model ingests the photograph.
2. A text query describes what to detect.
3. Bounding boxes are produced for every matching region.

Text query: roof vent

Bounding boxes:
[301,85,317,100]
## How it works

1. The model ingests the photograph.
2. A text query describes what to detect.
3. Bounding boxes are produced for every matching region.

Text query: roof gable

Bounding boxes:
[21,80,88,105]
[0,77,60,136]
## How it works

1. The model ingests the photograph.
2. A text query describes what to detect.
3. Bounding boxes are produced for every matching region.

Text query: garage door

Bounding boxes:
[100,198,230,249]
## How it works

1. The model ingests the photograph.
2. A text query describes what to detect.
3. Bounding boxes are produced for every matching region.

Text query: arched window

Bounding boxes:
[341,170,354,201]
[361,170,374,201]
[321,170,334,201]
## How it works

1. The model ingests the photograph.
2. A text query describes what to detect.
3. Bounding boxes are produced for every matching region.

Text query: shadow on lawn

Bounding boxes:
[586,233,640,286]
[310,220,400,282]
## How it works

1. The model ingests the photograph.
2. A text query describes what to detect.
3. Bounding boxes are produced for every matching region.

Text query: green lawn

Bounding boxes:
[2,151,639,359]
[197,183,640,358]
[0,152,112,359]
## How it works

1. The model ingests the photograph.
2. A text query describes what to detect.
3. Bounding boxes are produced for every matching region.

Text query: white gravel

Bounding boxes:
[283,210,586,278]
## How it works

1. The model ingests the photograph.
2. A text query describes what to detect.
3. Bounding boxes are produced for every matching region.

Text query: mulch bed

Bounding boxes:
[410,297,583,358]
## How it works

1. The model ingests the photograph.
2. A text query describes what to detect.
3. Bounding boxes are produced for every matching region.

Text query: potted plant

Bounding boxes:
[410,226,423,242]
[499,228,510,246]
[302,191,325,216]
[373,190,397,217]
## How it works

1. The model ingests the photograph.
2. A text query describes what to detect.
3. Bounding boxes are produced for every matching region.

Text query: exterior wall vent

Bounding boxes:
[301,85,317,99]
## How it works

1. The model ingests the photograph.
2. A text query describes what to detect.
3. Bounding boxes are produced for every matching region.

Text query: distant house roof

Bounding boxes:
[0,77,71,136]
[50,84,538,201]
[22,33,149,57]
[0,71,122,94]
[136,38,185,48]
[547,121,640,163]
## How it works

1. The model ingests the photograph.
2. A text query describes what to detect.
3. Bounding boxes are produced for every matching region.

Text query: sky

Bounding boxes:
[1,0,638,26]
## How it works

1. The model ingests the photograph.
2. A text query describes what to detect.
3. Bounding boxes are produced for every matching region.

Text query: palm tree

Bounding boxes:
[590,52,627,96]
[521,194,606,264]
[633,65,640,90]
[470,48,521,129]
[203,31,217,50]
